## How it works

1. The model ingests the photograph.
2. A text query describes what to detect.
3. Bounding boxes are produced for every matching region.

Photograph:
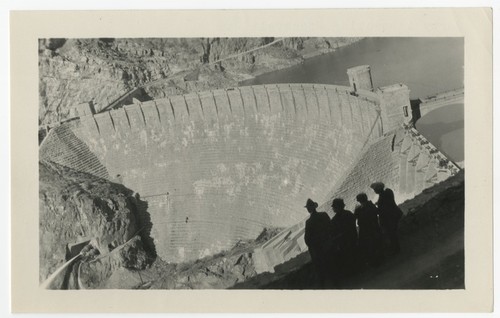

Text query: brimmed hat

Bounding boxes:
[356,193,368,202]
[370,182,385,191]
[304,198,318,209]
[331,198,345,209]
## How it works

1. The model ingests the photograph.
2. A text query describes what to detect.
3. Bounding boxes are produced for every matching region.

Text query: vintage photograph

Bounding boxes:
[37,37,465,290]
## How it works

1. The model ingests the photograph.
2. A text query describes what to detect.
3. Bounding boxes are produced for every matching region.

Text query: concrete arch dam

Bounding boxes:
[40,83,386,263]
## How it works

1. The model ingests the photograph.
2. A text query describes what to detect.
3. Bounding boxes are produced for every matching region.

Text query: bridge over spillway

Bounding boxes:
[417,88,464,119]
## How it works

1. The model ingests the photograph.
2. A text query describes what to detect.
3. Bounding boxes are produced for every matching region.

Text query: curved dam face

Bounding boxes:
[41,83,384,263]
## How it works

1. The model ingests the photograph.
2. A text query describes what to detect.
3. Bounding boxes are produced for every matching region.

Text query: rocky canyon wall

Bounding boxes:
[39,37,363,126]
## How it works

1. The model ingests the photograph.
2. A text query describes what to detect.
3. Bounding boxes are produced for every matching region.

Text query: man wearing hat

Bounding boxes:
[354,193,384,267]
[330,198,358,277]
[304,198,331,288]
[370,182,403,255]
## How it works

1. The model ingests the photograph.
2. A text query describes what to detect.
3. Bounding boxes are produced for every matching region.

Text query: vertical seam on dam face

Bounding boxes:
[238,88,246,117]
[211,91,219,119]
[378,109,384,134]
[224,90,233,115]
[347,92,354,127]
[290,84,298,116]
[301,85,309,116]
[361,112,383,150]
[183,96,190,117]
[197,94,205,117]
[169,98,176,119]
[93,116,101,135]
[108,111,116,132]
[333,88,344,124]
[139,104,147,125]
[154,102,162,123]
[123,108,132,129]
[264,86,271,113]
[313,87,321,119]
[278,86,285,112]
[357,98,365,136]
[251,86,259,112]
[325,87,333,124]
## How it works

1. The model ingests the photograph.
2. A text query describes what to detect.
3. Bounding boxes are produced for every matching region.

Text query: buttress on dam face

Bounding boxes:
[39,65,460,267]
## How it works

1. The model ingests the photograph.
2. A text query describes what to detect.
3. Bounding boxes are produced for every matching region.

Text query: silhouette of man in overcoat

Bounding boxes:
[370,182,403,255]
[304,198,330,288]
[330,198,357,278]
[354,193,384,266]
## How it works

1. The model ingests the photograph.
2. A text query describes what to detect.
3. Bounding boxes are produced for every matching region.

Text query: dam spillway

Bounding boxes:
[40,82,388,263]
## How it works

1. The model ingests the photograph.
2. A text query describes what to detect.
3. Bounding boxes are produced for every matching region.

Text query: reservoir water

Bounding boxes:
[415,104,464,163]
[241,37,464,163]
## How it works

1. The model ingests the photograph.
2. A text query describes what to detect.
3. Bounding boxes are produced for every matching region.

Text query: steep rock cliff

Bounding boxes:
[39,161,147,281]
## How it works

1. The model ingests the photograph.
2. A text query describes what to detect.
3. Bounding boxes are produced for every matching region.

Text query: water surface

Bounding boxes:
[241,38,464,163]
[415,104,464,162]
[242,37,464,99]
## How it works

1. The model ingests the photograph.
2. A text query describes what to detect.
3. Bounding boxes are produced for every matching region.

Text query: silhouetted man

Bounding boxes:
[354,193,384,267]
[370,182,403,255]
[330,198,357,278]
[304,198,330,288]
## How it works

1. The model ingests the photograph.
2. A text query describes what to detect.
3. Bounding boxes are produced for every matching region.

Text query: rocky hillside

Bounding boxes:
[39,37,362,125]
[39,161,151,282]
[81,227,282,289]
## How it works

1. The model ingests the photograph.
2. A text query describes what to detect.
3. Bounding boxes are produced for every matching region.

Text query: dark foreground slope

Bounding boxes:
[232,170,464,289]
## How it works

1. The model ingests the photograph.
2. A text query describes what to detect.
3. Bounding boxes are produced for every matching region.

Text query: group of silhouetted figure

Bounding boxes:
[304,182,403,288]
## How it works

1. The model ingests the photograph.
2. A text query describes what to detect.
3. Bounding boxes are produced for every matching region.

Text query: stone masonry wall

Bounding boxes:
[40,83,383,263]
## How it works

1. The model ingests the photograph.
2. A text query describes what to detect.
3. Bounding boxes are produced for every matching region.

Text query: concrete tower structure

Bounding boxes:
[376,83,412,132]
[347,65,374,93]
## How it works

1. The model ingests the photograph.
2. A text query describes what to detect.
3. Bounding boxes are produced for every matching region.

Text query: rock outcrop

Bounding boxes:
[39,161,149,282]
[39,37,362,126]
[93,227,283,289]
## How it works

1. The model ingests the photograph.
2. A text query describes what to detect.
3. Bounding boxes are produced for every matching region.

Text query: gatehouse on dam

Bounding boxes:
[39,65,461,265]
